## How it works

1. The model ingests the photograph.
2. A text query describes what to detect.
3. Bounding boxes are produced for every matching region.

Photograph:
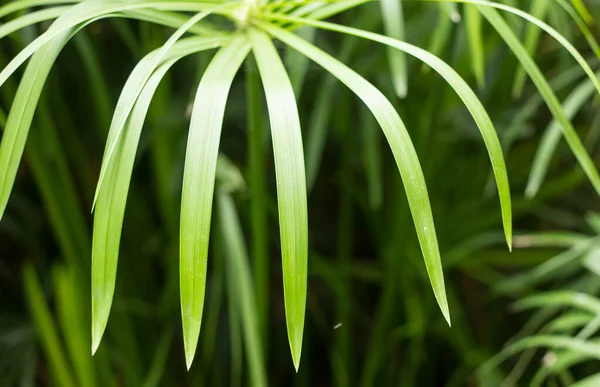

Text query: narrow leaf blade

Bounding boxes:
[179,35,250,369]
[260,22,450,324]
[248,28,308,370]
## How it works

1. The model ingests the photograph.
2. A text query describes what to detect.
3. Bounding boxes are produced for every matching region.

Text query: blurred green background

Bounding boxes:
[1,1,600,386]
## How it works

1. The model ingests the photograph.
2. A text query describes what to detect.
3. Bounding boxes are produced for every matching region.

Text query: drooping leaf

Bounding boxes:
[93,9,221,207]
[91,36,229,355]
[0,1,219,89]
[0,0,76,19]
[262,14,513,250]
[0,31,70,220]
[477,6,600,197]
[0,6,68,41]
[248,28,308,371]
[441,0,600,95]
[179,35,250,369]
[260,22,450,324]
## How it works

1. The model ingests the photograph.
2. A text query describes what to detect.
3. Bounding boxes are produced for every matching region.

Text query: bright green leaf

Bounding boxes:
[179,35,250,370]
[248,27,308,371]
[260,22,450,324]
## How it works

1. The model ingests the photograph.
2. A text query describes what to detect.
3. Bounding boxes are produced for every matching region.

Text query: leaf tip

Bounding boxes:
[91,326,102,356]
[287,322,304,373]
[525,183,538,200]
[394,82,408,99]
[291,346,302,372]
[185,353,195,371]
[441,302,451,327]
[183,329,199,371]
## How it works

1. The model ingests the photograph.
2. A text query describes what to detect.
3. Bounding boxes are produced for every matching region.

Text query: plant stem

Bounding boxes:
[246,56,269,354]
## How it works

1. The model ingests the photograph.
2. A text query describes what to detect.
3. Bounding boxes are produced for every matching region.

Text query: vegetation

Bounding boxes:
[0,0,599,385]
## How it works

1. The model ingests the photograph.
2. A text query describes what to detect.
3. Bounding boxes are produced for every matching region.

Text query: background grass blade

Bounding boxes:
[179,35,250,370]
[445,0,600,96]
[526,75,598,197]
[511,0,550,98]
[260,22,450,324]
[570,0,594,25]
[23,263,76,387]
[477,6,600,197]
[53,266,94,387]
[248,28,308,371]
[380,0,407,97]
[479,335,600,377]
[218,182,267,387]
[285,26,316,99]
[465,4,485,88]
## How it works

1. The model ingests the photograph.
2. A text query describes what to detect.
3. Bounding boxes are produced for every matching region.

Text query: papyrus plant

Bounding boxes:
[0,0,599,371]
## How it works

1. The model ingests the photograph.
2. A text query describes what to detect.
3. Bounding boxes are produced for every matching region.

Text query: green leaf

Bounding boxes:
[583,248,600,277]
[571,373,600,387]
[465,4,485,88]
[23,263,76,387]
[514,291,600,315]
[526,75,598,197]
[362,110,383,210]
[259,22,450,324]
[547,312,593,333]
[480,335,600,377]
[0,6,68,41]
[93,8,220,208]
[554,0,600,58]
[477,6,600,197]
[286,26,315,99]
[179,35,250,370]
[0,1,218,89]
[53,266,94,387]
[531,342,600,387]
[570,0,594,25]
[511,0,551,98]
[0,31,70,220]
[303,0,369,20]
[91,36,229,355]
[0,4,221,221]
[497,238,599,293]
[217,183,267,387]
[440,2,461,23]
[436,1,600,95]
[0,0,76,19]
[248,27,308,371]
[380,0,407,97]
[422,7,454,74]
[262,14,513,248]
